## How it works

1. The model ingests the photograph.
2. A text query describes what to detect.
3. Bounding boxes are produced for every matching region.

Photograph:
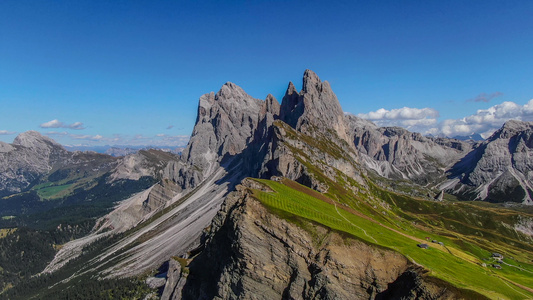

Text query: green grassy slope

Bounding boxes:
[251,178,533,300]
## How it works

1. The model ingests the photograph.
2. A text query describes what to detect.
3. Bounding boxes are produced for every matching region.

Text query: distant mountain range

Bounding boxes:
[452,133,485,141]
[63,145,185,156]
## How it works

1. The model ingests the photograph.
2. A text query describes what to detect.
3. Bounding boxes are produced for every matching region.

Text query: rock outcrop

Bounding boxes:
[37,70,533,298]
[110,149,179,181]
[177,82,264,189]
[280,70,351,145]
[345,114,533,204]
[444,120,533,204]
[0,131,68,195]
[44,82,282,278]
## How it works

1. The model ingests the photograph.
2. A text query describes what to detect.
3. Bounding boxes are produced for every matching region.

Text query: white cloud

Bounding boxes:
[357,99,533,139]
[0,130,16,135]
[40,119,85,130]
[358,107,439,121]
[438,100,533,138]
[69,122,85,130]
[161,135,189,146]
[70,134,103,141]
[358,107,439,132]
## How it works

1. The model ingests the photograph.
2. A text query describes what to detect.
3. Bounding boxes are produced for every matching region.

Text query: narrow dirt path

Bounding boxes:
[332,202,378,243]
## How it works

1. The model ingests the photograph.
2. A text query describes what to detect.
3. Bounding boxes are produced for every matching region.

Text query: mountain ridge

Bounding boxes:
[2,70,533,299]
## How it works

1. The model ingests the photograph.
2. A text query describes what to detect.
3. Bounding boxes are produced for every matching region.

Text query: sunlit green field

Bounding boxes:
[35,183,73,199]
[251,179,533,300]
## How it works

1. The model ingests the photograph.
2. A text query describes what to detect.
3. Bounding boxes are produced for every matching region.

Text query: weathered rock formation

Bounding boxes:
[176,82,264,190]
[109,149,179,181]
[444,120,533,204]
[280,70,351,145]
[346,115,473,185]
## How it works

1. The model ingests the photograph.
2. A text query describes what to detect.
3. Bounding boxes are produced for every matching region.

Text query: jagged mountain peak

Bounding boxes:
[216,81,255,103]
[179,81,265,188]
[279,70,350,143]
[345,113,378,130]
[488,119,533,141]
[381,126,412,137]
[263,94,280,117]
[302,69,323,93]
[265,93,278,104]
[279,81,301,127]
[286,81,297,94]
[220,81,242,92]
[443,120,533,203]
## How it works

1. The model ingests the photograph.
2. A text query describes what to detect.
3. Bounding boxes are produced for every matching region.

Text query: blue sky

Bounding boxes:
[1,1,533,146]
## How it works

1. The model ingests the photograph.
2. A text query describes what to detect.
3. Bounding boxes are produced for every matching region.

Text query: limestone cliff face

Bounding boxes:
[346,115,472,185]
[168,180,471,300]
[255,120,364,193]
[346,114,533,204]
[280,70,351,145]
[178,82,264,185]
[251,71,364,192]
[445,120,533,204]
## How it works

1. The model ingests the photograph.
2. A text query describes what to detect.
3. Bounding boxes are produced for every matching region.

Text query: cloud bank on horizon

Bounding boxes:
[358,99,533,138]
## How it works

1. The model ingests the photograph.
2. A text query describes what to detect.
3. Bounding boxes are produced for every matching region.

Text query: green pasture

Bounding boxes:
[251,179,533,300]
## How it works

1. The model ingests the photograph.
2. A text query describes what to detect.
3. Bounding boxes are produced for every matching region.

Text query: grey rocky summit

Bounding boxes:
[0,131,68,195]
[175,81,264,190]
[280,70,351,144]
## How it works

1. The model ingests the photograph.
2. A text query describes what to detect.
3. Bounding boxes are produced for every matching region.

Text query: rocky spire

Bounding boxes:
[263,94,280,117]
[279,81,302,128]
[280,70,351,144]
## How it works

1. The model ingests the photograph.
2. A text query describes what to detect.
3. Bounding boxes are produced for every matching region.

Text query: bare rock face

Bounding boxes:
[0,131,69,195]
[346,115,533,204]
[0,141,14,153]
[347,115,472,185]
[110,149,179,182]
[445,120,533,204]
[174,182,469,299]
[175,82,264,190]
[12,130,65,153]
[256,120,364,193]
[280,70,351,145]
